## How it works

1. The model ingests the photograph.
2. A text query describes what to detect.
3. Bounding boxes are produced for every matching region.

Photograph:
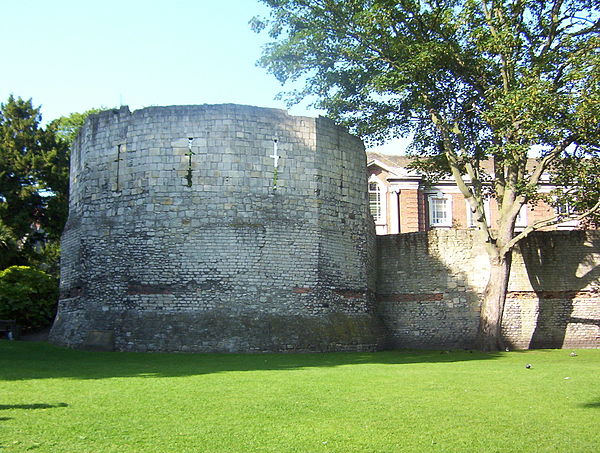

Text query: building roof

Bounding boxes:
[367,152,547,182]
[367,152,415,169]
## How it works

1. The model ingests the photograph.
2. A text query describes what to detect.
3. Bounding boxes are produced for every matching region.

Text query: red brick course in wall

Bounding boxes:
[376,230,600,350]
[378,293,444,302]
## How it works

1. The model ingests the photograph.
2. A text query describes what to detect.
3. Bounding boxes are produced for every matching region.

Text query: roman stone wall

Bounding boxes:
[377,230,600,349]
[50,104,383,353]
[49,103,598,353]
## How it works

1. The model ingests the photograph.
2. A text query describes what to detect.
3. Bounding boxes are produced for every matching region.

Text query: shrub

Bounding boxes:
[0,266,58,331]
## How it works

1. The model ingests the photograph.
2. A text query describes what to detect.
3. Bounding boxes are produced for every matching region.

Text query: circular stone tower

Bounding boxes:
[50,104,381,352]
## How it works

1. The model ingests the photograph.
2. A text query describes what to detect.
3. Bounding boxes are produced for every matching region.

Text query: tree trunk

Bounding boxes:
[477,253,512,351]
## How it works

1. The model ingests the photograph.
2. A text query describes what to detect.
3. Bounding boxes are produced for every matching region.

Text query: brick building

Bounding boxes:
[367,152,580,235]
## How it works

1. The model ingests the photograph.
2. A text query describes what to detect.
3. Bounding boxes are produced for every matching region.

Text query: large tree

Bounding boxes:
[0,96,69,270]
[253,0,600,350]
[0,97,101,272]
[49,108,103,145]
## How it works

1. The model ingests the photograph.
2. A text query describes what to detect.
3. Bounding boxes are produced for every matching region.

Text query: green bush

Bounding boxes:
[0,266,58,331]
[25,241,62,277]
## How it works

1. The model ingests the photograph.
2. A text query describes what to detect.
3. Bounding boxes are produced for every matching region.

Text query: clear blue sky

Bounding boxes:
[0,0,403,152]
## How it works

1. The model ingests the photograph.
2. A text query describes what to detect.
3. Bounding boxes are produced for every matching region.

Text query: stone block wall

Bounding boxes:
[50,104,382,353]
[504,231,600,349]
[49,103,598,353]
[377,229,600,349]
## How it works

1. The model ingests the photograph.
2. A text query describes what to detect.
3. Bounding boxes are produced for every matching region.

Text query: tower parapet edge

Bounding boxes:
[50,104,383,352]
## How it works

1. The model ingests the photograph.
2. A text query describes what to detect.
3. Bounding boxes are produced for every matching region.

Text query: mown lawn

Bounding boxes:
[0,342,598,452]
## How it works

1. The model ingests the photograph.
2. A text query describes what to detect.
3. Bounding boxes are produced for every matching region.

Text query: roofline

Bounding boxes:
[367,158,399,175]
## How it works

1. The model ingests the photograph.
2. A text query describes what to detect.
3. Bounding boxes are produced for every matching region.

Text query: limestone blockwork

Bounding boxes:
[49,104,599,352]
[377,229,600,349]
[49,104,382,352]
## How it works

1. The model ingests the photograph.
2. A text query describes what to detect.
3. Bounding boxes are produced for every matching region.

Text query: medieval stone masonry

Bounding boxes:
[377,229,600,350]
[49,104,382,352]
[50,104,600,352]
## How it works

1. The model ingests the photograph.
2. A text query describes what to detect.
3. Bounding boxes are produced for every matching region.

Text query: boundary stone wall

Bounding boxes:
[49,103,599,352]
[49,104,383,353]
[377,229,600,349]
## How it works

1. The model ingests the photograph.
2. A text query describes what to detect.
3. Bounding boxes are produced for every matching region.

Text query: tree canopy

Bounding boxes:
[0,96,69,270]
[49,108,103,145]
[0,96,104,273]
[254,0,600,349]
[253,0,599,217]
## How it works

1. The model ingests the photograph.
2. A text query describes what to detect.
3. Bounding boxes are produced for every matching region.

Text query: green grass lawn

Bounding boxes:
[0,342,598,452]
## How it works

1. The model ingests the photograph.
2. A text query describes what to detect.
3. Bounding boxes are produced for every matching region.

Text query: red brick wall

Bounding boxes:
[367,166,588,233]
[399,189,420,232]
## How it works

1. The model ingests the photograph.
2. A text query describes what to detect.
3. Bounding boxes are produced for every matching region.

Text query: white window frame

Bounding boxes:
[427,192,452,227]
[368,176,387,227]
[553,195,579,229]
[556,202,574,216]
[515,204,528,230]
[555,196,576,217]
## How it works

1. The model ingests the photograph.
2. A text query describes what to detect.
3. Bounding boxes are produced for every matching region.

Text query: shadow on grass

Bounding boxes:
[0,340,502,381]
[0,403,69,410]
[581,400,600,409]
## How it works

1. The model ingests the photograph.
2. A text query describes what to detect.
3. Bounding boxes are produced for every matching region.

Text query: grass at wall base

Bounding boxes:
[1,342,598,452]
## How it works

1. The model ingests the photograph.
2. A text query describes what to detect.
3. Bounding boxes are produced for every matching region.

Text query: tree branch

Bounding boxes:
[501,197,600,254]
[428,107,496,243]
[528,136,574,187]
[481,1,512,94]
[538,0,564,58]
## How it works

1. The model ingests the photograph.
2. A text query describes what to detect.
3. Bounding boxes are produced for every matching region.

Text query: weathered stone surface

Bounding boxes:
[377,229,600,349]
[83,330,114,352]
[49,104,383,352]
[48,104,599,353]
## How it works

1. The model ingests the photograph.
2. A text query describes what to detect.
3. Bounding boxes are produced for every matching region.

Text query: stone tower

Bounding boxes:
[49,104,381,352]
